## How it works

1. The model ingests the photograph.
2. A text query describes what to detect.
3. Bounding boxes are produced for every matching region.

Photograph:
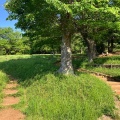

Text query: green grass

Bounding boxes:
[88,67,120,77]
[0,55,59,83]
[0,55,31,62]
[24,73,114,120]
[0,55,115,120]
[93,56,120,64]
[0,71,9,108]
[85,55,120,78]
[72,54,120,78]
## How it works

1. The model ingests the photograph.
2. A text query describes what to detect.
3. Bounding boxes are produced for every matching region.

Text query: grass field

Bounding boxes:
[0,55,116,120]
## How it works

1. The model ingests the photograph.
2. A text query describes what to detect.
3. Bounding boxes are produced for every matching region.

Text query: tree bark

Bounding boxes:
[81,31,96,63]
[58,33,74,74]
[86,39,96,63]
[57,9,74,75]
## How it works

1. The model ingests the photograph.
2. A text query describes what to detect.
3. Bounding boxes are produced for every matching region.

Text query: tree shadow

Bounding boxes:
[0,55,59,87]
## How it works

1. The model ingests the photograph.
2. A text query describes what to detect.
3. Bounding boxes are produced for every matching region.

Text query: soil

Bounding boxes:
[94,75,120,95]
[0,80,25,120]
[0,108,25,120]
[2,96,20,106]
[3,89,18,95]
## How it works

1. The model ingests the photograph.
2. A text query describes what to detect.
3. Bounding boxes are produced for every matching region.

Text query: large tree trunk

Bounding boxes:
[86,39,96,63]
[58,33,74,74]
[81,32,96,62]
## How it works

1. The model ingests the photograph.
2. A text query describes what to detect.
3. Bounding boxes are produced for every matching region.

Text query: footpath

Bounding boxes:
[0,79,25,120]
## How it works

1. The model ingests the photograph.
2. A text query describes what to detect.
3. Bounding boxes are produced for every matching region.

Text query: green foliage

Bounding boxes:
[5,0,120,71]
[71,33,86,54]
[0,27,30,55]
[30,36,61,54]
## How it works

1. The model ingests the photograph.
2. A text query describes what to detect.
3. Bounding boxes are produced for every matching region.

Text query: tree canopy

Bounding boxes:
[5,0,120,74]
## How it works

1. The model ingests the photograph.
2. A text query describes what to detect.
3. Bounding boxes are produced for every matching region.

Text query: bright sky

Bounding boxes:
[0,0,21,31]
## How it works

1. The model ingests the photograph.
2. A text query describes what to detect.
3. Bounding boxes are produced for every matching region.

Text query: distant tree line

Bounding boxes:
[1,27,119,56]
[0,27,30,55]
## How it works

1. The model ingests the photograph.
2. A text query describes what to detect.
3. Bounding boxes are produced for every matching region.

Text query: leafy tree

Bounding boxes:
[0,27,20,54]
[0,27,30,55]
[74,0,120,62]
[5,0,120,73]
[5,0,75,74]
[29,35,61,54]
[71,33,86,54]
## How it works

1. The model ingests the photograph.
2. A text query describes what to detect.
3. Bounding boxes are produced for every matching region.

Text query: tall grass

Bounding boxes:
[0,71,9,107]
[0,55,115,120]
[25,73,114,120]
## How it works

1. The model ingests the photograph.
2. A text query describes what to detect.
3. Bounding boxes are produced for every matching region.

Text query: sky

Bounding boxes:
[0,0,21,31]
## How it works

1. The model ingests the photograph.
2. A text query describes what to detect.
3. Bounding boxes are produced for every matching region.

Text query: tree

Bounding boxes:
[5,0,120,73]
[0,27,30,55]
[30,36,61,54]
[74,0,120,62]
[71,33,86,54]
[5,0,75,74]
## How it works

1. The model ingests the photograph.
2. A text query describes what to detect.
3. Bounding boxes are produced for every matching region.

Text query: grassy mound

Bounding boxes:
[25,73,114,120]
[0,55,115,119]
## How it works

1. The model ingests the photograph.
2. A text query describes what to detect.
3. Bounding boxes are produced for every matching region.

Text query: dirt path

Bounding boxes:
[0,80,25,120]
[94,75,120,120]
[78,69,120,120]
[93,75,120,95]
